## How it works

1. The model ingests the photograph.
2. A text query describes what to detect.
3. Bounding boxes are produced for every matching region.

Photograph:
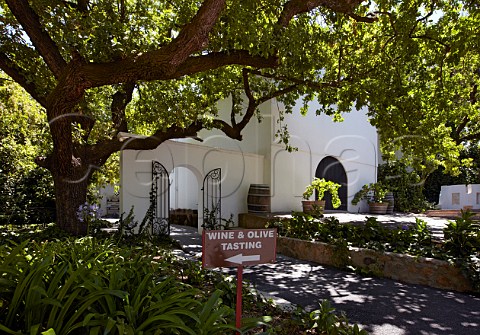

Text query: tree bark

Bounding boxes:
[52,168,89,236]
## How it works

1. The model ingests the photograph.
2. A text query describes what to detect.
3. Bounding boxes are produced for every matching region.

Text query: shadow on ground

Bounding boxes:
[240,256,480,335]
[170,224,480,335]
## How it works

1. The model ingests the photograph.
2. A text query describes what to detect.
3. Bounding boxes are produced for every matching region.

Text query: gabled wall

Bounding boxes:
[119,97,380,230]
[269,101,378,213]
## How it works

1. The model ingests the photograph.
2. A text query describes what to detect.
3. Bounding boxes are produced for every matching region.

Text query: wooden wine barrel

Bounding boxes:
[385,192,395,214]
[368,202,388,214]
[247,184,271,214]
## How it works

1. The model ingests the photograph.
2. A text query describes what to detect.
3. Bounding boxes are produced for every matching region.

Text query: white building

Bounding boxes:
[119,98,380,231]
[439,184,480,210]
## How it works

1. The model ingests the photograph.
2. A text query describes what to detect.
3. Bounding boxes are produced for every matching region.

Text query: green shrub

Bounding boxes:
[309,300,368,335]
[0,238,246,334]
[0,168,55,226]
[378,162,432,212]
[270,211,480,292]
[442,210,480,291]
[269,213,434,257]
[443,210,480,258]
[0,215,371,334]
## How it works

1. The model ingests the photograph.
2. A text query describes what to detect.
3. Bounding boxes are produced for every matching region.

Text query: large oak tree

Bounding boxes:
[1,0,379,235]
[1,0,479,234]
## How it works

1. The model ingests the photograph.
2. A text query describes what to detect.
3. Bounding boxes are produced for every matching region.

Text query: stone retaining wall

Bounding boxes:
[277,236,473,293]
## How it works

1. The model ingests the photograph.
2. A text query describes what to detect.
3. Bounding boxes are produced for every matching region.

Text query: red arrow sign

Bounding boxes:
[202,228,277,268]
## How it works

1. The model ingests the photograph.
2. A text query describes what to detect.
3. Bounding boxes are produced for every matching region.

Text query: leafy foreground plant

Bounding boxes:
[0,234,367,334]
[309,300,367,335]
[443,210,480,291]
[0,237,269,334]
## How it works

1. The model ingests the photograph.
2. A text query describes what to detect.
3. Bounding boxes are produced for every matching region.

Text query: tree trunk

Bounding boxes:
[53,171,89,236]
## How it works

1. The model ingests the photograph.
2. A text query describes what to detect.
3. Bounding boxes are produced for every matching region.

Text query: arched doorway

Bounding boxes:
[315,157,348,210]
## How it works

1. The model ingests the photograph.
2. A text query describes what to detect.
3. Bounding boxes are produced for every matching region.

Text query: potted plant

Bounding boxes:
[351,182,389,214]
[302,178,341,214]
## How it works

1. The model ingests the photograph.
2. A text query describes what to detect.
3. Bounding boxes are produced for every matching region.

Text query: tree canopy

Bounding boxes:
[359,1,480,177]
[1,0,479,233]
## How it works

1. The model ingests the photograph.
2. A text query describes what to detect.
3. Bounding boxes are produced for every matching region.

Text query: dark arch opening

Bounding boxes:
[315,156,348,211]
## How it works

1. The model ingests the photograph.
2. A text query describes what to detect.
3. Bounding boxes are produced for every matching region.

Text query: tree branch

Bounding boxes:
[61,0,89,13]
[70,50,277,90]
[406,3,450,51]
[230,92,240,127]
[46,49,277,120]
[161,0,226,68]
[209,68,300,140]
[459,131,480,144]
[235,68,300,132]
[470,83,478,104]
[244,68,347,90]
[0,52,47,108]
[410,34,450,50]
[6,0,67,78]
[176,51,279,77]
[455,116,470,139]
[111,82,135,134]
[348,12,378,23]
[112,122,204,152]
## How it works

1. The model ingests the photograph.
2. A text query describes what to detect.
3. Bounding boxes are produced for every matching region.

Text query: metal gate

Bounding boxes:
[150,160,170,236]
[202,168,221,230]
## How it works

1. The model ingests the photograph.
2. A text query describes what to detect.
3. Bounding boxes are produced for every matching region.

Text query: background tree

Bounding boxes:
[347,1,479,206]
[0,73,55,225]
[354,1,480,177]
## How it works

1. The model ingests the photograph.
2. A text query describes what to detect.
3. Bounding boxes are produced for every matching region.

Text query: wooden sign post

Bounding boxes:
[202,228,277,333]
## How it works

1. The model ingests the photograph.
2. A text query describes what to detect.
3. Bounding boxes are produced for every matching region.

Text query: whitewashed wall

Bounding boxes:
[270,101,379,213]
[120,97,380,228]
[439,184,480,210]
[120,140,264,230]
[179,98,272,157]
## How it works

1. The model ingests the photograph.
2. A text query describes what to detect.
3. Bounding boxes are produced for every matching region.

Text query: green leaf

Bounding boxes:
[0,324,21,335]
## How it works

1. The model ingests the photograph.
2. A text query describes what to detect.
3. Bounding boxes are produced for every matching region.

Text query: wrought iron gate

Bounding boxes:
[202,168,221,229]
[150,160,170,236]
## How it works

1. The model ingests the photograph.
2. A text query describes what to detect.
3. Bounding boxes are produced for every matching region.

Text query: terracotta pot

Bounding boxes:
[302,200,325,214]
[368,202,388,214]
